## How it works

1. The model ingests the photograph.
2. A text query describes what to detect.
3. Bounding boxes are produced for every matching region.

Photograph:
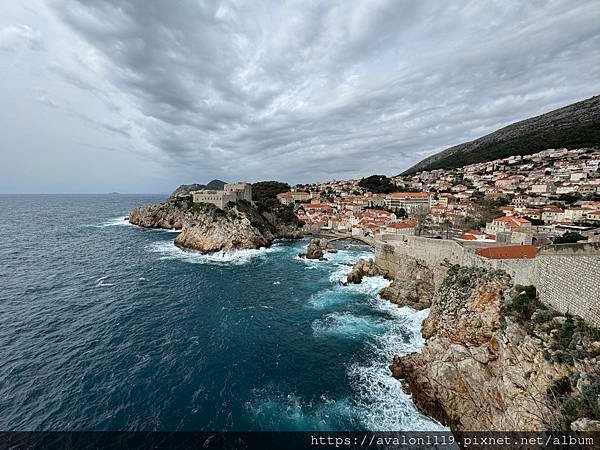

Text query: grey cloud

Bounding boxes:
[0,24,43,51]
[42,0,600,183]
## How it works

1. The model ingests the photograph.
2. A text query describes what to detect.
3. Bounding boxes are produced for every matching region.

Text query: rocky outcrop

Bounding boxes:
[347,259,384,284]
[168,184,206,200]
[304,239,335,260]
[379,257,447,310]
[390,265,600,431]
[129,201,188,229]
[261,212,303,239]
[173,209,270,253]
[168,180,227,199]
[129,197,301,253]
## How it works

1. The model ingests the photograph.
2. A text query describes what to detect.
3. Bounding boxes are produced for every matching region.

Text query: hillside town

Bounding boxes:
[279,147,600,252]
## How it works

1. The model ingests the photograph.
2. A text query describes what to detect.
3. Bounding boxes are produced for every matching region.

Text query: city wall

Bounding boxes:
[374,236,600,326]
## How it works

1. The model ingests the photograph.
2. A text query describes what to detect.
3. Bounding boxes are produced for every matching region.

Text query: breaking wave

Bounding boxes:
[146,240,283,266]
[350,304,446,431]
[312,312,387,339]
[247,389,358,431]
[89,216,134,228]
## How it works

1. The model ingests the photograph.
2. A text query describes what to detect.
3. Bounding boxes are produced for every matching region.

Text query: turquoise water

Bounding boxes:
[0,195,442,431]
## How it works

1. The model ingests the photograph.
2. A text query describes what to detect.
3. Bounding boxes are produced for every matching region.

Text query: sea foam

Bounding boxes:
[349,304,446,431]
[92,216,134,228]
[247,388,357,431]
[147,241,283,266]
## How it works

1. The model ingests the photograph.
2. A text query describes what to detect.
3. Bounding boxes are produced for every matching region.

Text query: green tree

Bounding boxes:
[358,175,396,194]
[553,232,587,244]
[252,181,290,211]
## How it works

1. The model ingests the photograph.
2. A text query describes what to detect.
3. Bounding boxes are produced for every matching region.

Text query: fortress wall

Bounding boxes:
[375,236,600,326]
[532,253,600,326]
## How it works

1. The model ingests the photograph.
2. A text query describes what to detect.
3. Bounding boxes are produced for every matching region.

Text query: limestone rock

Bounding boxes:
[570,418,600,432]
[129,197,301,253]
[378,256,446,310]
[305,239,333,260]
[390,265,586,432]
[347,258,382,284]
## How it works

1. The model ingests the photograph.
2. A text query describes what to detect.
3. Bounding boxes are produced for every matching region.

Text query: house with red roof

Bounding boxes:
[382,220,418,235]
[485,216,531,235]
[456,229,496,242]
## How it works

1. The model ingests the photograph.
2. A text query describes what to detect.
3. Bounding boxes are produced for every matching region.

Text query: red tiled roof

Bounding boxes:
[388,192,429,198]
[494,216,531,228]
[305,203,332,209]
[476,245,538,260]
[386,220,417,229]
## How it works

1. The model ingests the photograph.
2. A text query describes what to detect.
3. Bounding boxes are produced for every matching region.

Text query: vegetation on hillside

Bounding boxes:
[358,175,396,194]
[414,124,600,173]
[251,181,303,228]
[560,376,600,425]
[252,181,291,211]
[402,95,600,174]
[507,285,600,364]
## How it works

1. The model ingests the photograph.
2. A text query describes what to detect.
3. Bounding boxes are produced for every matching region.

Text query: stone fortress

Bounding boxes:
[375,235,600,326]
[191,182,252,209]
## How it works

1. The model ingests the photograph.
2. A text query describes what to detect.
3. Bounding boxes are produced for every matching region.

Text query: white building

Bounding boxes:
[384,192,430,212]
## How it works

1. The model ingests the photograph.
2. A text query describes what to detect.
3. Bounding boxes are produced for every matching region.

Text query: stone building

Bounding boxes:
[192,182,252,209]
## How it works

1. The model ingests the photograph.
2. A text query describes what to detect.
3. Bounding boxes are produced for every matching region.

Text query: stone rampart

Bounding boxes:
[375,236,600,326]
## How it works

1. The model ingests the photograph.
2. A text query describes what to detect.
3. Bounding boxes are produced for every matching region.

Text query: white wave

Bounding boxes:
[146,241,283,266]
[312,312,387,339]
[307,289,351,310]
[348,304,447,431]
[247,389,356,431]
[345,275,391,296]
[272,281,281,285]
[91,216,134,228]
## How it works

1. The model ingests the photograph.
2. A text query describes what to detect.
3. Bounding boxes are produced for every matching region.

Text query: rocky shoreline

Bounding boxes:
[348,257,600,432]
[129,195,302,253]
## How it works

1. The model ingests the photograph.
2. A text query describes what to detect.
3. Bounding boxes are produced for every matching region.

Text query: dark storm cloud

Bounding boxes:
[48,0,600,182]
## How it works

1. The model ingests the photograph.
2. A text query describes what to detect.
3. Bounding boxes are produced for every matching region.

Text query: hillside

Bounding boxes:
[168,179,227,199]
[401,95,600,175]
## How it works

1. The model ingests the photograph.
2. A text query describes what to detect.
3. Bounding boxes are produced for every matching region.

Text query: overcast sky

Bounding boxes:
[1,0,599,193]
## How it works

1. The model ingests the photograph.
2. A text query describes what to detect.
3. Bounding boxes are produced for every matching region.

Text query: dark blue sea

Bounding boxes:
[0,195,442,431]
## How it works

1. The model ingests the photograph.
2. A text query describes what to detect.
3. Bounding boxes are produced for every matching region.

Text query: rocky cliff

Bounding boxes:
[129,196,301,253]
[390,265,600,432]
[348,254,447,309]
[379,255,447,310]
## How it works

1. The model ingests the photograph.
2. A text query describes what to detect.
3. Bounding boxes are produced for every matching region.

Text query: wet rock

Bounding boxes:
[305,239,334,260]
[346,258,382,284]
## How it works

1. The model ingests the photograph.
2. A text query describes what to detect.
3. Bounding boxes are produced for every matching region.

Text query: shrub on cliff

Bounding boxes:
[553,232,587,244]
[510,285,540,320]
[560,376,600,425]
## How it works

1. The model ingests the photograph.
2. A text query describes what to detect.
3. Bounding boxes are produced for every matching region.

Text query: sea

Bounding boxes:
[0,194,444,431]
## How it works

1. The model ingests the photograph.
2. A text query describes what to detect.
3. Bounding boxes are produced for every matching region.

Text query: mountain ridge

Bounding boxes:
[400,95,600,175]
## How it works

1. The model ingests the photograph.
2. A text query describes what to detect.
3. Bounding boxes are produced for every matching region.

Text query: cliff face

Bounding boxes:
[369,250,447,310]
[129,197,301,253]
[379,256,447,310]
[390,265,600,432]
